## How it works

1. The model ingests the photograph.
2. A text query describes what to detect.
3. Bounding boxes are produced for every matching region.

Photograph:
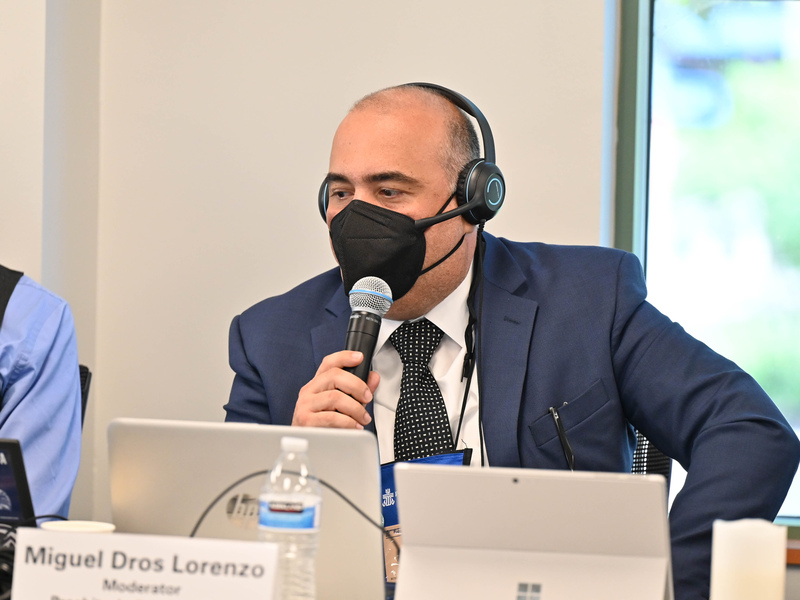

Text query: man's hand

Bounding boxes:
[292,351,379,429]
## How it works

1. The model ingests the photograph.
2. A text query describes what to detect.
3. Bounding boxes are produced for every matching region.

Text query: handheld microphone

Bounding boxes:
[345,277,393,382]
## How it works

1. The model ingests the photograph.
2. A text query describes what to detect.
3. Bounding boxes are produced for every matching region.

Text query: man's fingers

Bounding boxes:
[293,352,376,429]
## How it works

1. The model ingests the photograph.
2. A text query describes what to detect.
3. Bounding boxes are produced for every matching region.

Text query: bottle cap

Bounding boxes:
[280,436,309,453]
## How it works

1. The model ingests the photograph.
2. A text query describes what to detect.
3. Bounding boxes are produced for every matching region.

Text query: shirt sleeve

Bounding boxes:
[0,278,83,518]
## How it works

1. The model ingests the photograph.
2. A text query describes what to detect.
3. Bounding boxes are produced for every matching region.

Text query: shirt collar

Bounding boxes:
[377,263,473,351]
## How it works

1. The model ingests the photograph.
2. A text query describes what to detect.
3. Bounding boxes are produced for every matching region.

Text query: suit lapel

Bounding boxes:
[310,306,348,368]
[307,235,538,448]
[478,235,538,467]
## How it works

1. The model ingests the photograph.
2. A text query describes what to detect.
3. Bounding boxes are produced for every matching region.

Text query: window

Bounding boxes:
[646,0,800,515]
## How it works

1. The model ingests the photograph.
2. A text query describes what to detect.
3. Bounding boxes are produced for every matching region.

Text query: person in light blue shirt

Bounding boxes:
[0,268,82,518]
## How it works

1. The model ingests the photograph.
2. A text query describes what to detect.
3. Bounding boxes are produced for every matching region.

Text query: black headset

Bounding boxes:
[317,82,505,226]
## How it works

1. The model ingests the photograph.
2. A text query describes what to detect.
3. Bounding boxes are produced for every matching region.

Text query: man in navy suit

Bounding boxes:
[225,84,800,599]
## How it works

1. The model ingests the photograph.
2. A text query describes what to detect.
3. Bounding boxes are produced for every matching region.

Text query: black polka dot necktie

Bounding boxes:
[391,319,454,461]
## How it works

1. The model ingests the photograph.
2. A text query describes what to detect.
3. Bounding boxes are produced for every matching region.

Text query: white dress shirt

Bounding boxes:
[371,266,485,465]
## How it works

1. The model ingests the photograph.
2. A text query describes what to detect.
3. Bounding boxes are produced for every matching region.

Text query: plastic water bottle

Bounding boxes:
[259,436,322,600]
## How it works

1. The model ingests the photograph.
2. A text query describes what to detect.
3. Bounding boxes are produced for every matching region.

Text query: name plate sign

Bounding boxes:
[13,528,278,600]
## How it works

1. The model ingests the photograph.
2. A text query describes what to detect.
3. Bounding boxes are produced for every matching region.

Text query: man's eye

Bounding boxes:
[330,190,350,200]
[379,189,400,198]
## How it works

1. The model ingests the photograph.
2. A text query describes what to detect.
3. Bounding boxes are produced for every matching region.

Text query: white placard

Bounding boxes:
[13,528,278,600]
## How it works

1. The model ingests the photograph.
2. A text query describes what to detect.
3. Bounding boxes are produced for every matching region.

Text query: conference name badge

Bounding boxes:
[13,528,279,600]
[380,449,471,583]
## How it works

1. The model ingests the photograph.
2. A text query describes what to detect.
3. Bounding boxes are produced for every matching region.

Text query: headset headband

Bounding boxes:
[404,82,496,164]
[318,83,505,225]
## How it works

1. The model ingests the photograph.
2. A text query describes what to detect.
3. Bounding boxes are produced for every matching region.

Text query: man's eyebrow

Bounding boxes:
[324,173,351,185]
[323,171,421,186]
[365,171,420,186]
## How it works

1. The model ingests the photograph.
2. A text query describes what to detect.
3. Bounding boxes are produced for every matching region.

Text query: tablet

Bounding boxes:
[394,463,673,600]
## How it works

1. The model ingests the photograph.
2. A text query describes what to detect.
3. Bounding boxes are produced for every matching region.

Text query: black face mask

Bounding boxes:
[329,197,465,301]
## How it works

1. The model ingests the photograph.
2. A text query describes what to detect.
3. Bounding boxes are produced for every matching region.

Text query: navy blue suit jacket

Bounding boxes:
[226,233,800,600]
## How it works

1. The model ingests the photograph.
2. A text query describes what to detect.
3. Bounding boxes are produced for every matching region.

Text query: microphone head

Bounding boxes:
[348,277,393,317]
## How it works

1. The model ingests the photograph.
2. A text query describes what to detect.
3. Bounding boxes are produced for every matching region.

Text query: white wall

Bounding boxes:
[43,0,102,520]
[1,1,101,516]
[0,2,46,279]
[2,1,619,521]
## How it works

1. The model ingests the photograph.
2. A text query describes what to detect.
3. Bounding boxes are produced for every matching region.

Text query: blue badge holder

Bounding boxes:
[380,449,472,586]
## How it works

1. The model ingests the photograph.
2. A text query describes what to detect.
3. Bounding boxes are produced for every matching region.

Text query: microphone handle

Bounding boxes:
[344,311,381,383]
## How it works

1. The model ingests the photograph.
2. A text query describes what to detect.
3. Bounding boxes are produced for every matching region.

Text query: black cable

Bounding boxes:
[1,479,396,589]
[454,222,487,461]
[189,469,400,560]
[188,469,267,537]
[473,223,487,466]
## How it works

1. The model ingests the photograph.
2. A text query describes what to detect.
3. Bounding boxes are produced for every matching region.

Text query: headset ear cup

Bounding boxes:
[456,159,484,209]
[318,180,329,222]
[456,159,505,225]
[472,162,504,223]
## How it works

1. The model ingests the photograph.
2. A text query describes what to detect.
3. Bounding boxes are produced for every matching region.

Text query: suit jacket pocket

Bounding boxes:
[529,378,611,448]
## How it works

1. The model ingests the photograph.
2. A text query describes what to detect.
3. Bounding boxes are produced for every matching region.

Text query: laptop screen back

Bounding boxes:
[107,418,386,600]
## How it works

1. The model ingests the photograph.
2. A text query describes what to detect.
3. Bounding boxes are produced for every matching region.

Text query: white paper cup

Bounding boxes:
[709,518,786,600]
[40,520,116,533]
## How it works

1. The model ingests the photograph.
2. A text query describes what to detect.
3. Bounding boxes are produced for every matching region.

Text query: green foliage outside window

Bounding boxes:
[665,60,800,421]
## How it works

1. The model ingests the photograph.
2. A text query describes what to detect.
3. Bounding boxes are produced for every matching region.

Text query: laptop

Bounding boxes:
[393,463,673,600]
[0,439,35,530]
[107,418,386,600]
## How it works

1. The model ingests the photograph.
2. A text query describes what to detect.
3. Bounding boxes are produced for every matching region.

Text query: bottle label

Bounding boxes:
[259,499,319,530]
